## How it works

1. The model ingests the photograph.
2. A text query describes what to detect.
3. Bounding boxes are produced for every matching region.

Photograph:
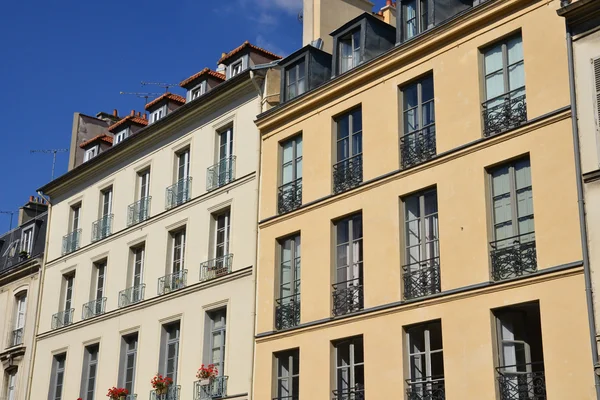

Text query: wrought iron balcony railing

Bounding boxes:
[51,308,74,329]
[62,229,81,255]
[194,376,228,400]
[82,297,107,320]
[119,284,146,308]
[10,327,24,347]
[127,196,152,226]
[278,178,302,214]
[490,232,537,281]
[400,126,436,169]
[497,363,546,400]
[275,293,301,330]
[332,386,365,400]
[402,257,441,300]
[166,178,192,210]
[200,254,233,281]
[207,156,236,191]
[150,385,180,400]
[92,214,113,242]
[332,277,364,316]
[482,88,527,137]
[158,270,187,295]
[122,396,137,400]
[406,378,445,400]
[333,154,363,194]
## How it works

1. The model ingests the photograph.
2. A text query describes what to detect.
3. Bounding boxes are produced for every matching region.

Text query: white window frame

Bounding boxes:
[6,369,17,400]
[172,230,186,273]
[189,81,206,101]
[14,292,27,331]
[114,128,129,145]
[20,226,34,254]
[230,60,243,77]
[84,145,99,162]
[150,106,166,124]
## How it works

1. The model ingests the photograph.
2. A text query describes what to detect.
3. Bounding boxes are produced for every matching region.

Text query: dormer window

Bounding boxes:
[231,60,243,77]
[150,107,165,124]
[339,29,361,74]
[402,0,429,40]
[191,82,206,100]
[84,145,99,161]
[285,60,306,100]
[114,129,129,145]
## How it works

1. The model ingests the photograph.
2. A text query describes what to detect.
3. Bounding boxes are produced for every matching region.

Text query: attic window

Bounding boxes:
[114,128,129,145]
[150,107,165,124]
[84,145,99,162]
[191,82,206,100]
[231,60,243,77]
[402,0,429,41]
[339,29,361,74]
[285,60,306,100]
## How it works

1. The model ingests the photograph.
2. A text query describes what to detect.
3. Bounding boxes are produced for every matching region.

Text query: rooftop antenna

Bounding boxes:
[140,81,180,92]
[30,148,68,180]
[119,91,162,105]
[0,210,16,231]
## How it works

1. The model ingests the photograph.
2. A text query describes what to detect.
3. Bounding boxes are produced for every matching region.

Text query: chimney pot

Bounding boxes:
[143,114,147,120]
[29,195,34,202]
[386,0,392,5]
[130,110,135,117]
[113,109,118,117]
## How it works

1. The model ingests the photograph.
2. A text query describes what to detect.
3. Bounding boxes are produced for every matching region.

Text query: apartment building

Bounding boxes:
[30,42,281,400]
[0,197,47,400]
[253,0,596,399]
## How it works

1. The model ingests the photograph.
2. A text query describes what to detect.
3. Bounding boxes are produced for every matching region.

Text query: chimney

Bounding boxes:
[130,110,135,117]
[380,0,397,27]
[113,109,118,117]
[142,114,147,120]
[17,196,49,226]
[137,111,141,118]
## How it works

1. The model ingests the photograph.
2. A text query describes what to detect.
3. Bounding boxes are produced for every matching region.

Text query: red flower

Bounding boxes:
[196,363,219,380]
[106,387,129,399]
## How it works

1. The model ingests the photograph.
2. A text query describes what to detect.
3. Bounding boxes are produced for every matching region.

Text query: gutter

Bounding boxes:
[564,22,600,397]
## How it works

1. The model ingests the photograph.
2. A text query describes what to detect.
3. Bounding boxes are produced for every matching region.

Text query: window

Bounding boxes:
[93,188,112,241]
[118,333,138,396]
[275,349,299,400]
[177,149,190,182]
[333,336,364,399]
[95,261,106,300]
[114,129,129,145]
[207,309,227,375]
[285,60,306,100]
[400,75,436,168]
[48,353,66,400]
[160,322,180,383]
[333,108,363,194]
[70,204,81,232]
[219,127,234,163]
[132,246,144,299]
[138,169,150,200]
[339,29,361,74]
[150,107,164,123]
[279,135,303,214]
[210,126,235,189]
[405,320,445,398]
[402,189,440,299]
[81,344,99,400]
[231,60,243,77]
[213,209,230,261]
[101,188,112,217]
[191,83,205,100]
[12,292,27,346]
[172,229,186,274]
[276,235,301,330]
[168,149,191,208]
[482,34,526,136]
[63,274,75,312]
[5,369,17,400]
[84,145,99,162]
[402,0,429,41]
[130,169,151,225]
[21,226,33,255]
[332,214,363,316]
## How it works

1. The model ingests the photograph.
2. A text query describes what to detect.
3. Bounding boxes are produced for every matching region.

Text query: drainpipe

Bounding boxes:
[565,26,600,398]
[25,191,52,400]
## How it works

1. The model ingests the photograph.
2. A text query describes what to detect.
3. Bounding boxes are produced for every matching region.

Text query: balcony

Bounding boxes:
[92,214,113,242]
[122,396,137,400]
[200,254,233,282]
[332,386,365,400]
[275,294,300,330]
[497,363,546,400]
[150,385,180,400]
[82,298,106,320]
[406,379,445,400]
[194,376,228,400]
[490,233,537,281]
[119,284,146,308]
[278,178,302,214]
[332,278,363,317]
[400,126,436,169]
[158,270,187,295]
[207,156,236,191]
[166,178,192,210]
[51,309,74,329]
[9,328,23,347]
[62,229,81,255]
[402,257,441,300]
[127,196,152,226]
[482,87,527,137]
[333,154,362,194]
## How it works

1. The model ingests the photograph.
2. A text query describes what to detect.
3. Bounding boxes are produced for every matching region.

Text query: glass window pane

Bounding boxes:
[430,351,445,377]
[422,77,434,102]
[508,62,525,91]
[507,36,523,64]
[484,44,503,74]
[404,84,418,110]
[485,71,505,101]
[354,339,364,363]
[352,110,362,133]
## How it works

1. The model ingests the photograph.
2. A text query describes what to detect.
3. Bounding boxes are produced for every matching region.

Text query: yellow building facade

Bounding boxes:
[253,0,596,399]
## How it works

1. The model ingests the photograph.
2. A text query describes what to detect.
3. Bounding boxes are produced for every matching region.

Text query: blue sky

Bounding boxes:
[0,0,387,231]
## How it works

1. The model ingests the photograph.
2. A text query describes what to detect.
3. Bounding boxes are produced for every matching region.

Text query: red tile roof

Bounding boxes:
[79,134,113,149]
[108,115,148,132]
[145,92,186,110]
[179,68,226,88]
[217,41,282,65]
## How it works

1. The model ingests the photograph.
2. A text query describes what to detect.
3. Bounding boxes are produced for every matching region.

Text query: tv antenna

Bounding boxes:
[140,81,180,92]
[0,210,16,231]
[119,91,162,104]
[30,148,68,180]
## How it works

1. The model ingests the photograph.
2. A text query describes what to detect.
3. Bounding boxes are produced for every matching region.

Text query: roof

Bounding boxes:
[278,44,332,67]
[145,92,186,110]
[330,12,394,36]
[108,115,148,133]
[79,134,113,149]
[0,213,47,277]
[218,41,282,65]
[179,68,226,89]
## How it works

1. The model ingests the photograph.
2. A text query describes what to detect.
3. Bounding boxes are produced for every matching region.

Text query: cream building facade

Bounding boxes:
[30,44,280,400]
[254,0,597,399]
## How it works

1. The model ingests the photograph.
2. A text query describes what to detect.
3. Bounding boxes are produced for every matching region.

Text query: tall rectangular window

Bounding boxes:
[405,320,445,398]
[213,210,230,261]
[101,188,112,217]
[279,135,303,214]
[13,292,27,345]
[5,370,17,400]
[177,150,190,182]
[276,235,301,330]
[94,261,106,301]
[333,336,364,399]
[49,353,66,400]
[160,322,180,383]
[21,226,33,254]
[402,0,429,41]
[401,75,436,168]
[339,29,361,74]
[70,204,81,232]
[285,60,306,100]
[207,309,227,375]
[93,188,113,241]
[171,229,186,274]
[482,34,526,136]
[64,203,81,254]
[119,333,138,396]
[402,189,440,299]
[63,274,75,312]
[333,108,363,194]
[85,261,106,318]
[333,214,363,316]
[138,169,150,200]
[132,246,145,297]
[219,127,234,162]
[81,344,99,400]
[275,349,299,400]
